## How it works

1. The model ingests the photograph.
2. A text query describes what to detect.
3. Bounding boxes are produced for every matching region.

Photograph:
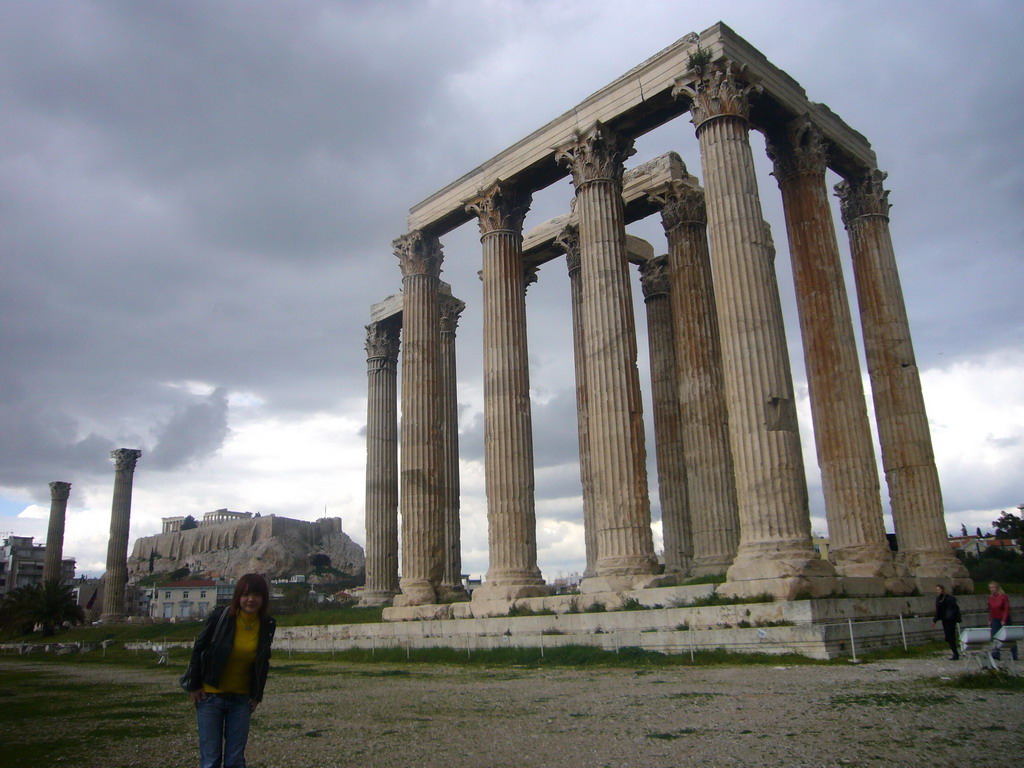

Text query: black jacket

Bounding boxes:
[185,607,276,702]
[934,593,961,624]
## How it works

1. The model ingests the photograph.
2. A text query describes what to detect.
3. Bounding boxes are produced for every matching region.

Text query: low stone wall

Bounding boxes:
[272,593,1006,660]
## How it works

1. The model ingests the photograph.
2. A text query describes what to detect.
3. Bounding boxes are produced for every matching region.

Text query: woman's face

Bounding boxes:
[239,591,263,615]
[989,582,998,594]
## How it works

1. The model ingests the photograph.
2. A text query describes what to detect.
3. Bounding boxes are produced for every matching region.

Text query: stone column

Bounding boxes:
[393,231,445,606]
[556,122,659,589]
[648,179,739,576]
[102,448,141,620]
[767,120,904,592]
[362,318,401,605]
[556,223,598,579]
[466,180,547,600]
[439,294,466,596]
[675,63,836,598]
[638,256,692,576]
[836,170,970,587]
[43,481,71,584]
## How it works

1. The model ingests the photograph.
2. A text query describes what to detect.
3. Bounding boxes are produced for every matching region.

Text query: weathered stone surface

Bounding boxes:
[127,515,364,582]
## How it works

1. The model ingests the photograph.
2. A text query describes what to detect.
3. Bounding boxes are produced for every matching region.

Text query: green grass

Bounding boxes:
[0,665,183,768]
[940,670,1024,691]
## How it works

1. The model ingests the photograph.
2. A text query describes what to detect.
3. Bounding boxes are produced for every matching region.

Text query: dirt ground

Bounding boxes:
[6,654,1024,768]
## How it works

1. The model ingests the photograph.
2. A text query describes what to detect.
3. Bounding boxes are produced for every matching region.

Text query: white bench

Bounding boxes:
[959,625,1022,669]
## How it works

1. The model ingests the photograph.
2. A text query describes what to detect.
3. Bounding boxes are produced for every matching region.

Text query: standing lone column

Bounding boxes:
[557,224,598,579]
[102,448,141,620]
[466,180,547,600]
[638,256,692,576]
[439,294,467,596]
[767,120,903,591]
[43,481,71,584]
[362,318,401,605]
[648,178,739,576]
[557,122,659,589]
[675,63,836,598]
[836,170,970,587]
[393,231,446,606]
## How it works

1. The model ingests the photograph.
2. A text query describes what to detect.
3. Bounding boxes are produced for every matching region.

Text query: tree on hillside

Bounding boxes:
[992,510,1024,540]
[180,515,198,530]
[0,580,85,636]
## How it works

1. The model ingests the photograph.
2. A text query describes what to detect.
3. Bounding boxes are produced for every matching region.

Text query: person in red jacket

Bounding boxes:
[988,581,1018,661]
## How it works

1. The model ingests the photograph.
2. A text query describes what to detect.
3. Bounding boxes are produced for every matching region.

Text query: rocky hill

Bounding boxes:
[128,515,364,582]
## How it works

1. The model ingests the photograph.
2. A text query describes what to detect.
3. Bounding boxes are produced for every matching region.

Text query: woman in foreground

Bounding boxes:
[184,573,276,768]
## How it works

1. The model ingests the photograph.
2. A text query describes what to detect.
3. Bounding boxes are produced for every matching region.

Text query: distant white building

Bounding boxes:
[147,579,233,620]
[0,535,75,599]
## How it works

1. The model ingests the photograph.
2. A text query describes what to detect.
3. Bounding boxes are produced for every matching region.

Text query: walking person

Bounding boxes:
[932,584,962,660]
[184,573,276,768]
[988,581,1018,661]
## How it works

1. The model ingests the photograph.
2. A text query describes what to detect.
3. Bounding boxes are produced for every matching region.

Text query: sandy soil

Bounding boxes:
[6,655,1024,768]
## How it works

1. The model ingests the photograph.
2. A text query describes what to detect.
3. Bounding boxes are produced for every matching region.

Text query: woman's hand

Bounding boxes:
[250,699,260,713]
[189,689,206,707]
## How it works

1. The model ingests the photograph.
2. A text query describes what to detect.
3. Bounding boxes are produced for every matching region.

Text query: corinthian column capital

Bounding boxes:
[465,179,532,236]
[673,61,761,129]
[638,255,671,299]
[439,294,466,334]
[111,448,141,472]
[365,320,400,360]
[555,122,636,188]
[556,223,581,274]
[393,230,443,278]
[648,180,707,232]
[766,118,829,184]
[49,481,72,501]
[835,169,892,226]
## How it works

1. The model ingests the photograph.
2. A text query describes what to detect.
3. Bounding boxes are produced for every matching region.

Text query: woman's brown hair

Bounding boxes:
[230,573,270,619]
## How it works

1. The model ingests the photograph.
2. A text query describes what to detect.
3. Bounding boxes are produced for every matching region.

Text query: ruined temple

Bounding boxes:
[128,513,364,582]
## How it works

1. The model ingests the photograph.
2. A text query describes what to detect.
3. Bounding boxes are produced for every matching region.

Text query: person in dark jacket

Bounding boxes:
[185,573,276,768]
[932,584,961,660]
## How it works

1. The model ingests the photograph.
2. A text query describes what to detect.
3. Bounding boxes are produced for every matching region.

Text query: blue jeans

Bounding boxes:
[990,619,1019,660]
[196,693,251,768]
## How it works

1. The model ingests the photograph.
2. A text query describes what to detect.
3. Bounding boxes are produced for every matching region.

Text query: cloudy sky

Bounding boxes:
[2,0,1022,580]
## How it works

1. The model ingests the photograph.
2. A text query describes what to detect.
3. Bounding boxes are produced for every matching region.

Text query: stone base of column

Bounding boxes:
[393,579,437,607]
[829,543,905,580]
[471,582,552,603]
[899,549,971,580]
[723,542,839,600]
[358,590,398,607]
[99,613,126,623]
[579,573,676,594]
[690,555,734,579]
[831,576,914,597]
[913,576,974,595]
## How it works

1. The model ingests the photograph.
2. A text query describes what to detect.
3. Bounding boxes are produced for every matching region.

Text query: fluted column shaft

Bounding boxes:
[557,123,658,583]
[102,449,141,620]
[652,180,739,575]
[639,257,691,574]
[558,225,598,578]
[466,181,545,596]
[768,123,897,582]
[677,64,834,596]
[394,231,445,606]
[363,319,400,603]
[836,171,969,584]
[439,295,466,593]
[43,481,71,584]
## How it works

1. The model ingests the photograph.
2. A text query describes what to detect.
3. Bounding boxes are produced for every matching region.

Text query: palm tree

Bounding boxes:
[0,580,85,636]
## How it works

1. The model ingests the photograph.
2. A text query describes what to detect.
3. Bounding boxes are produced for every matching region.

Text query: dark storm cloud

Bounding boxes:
[148,387,230,469]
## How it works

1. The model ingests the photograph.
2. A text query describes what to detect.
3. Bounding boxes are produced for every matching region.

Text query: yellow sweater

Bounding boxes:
[203,614,260,695]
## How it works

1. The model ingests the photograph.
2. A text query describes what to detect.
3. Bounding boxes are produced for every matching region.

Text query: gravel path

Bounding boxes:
[5,655,1023,767]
